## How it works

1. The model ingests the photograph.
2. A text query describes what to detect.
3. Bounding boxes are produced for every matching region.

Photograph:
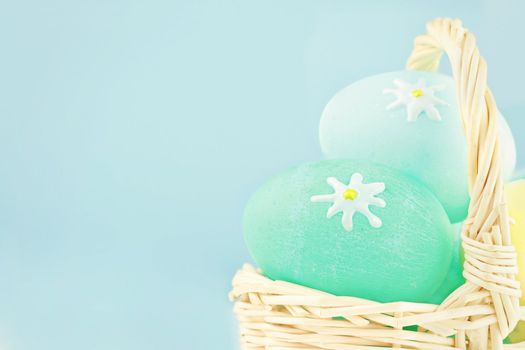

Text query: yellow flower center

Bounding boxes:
[343,188,358,200]
[411,89,424,98]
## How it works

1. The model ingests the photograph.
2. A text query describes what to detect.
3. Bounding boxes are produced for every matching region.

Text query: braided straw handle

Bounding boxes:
[407,18,521,347]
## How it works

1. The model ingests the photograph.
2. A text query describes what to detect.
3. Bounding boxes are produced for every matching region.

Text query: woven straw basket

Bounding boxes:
[229,18,524,350]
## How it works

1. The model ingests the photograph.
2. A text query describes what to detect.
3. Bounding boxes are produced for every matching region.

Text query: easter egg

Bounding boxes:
[499,117,517,180]
[428,223,465,304]
[512,169,525,181]
[243,159,455,303]
[505,180,525,343]
[319,71,516,223]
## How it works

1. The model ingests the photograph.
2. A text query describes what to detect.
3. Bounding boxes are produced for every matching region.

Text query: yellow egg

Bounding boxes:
[505,180,525,343]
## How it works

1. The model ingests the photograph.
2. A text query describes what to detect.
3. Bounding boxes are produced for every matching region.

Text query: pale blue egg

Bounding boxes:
[320,71,517,223]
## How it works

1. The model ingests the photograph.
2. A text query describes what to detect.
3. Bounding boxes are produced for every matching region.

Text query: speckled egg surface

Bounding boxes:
[243,159,455,303]
[319,70,516,223]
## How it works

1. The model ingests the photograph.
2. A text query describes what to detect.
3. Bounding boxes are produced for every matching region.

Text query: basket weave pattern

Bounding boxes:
[230,18,524,350]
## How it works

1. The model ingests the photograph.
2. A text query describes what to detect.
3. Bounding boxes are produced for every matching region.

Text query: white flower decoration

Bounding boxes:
[383,79,448,122]
[311,173,386,232]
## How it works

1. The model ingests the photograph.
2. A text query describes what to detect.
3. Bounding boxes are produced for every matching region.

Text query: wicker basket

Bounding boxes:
[229,18,524,350]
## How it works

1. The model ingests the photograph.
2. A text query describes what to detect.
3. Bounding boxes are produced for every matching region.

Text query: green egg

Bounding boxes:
[244,159,455,303]
[512,169,525,181]
[428,223,465,304]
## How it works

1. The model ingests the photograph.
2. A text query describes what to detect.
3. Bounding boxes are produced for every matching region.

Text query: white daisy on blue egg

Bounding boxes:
[311,173,386,231]
[383,78,448,122]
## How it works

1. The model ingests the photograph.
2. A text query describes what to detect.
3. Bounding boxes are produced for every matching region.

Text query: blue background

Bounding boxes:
[1,1,523,349]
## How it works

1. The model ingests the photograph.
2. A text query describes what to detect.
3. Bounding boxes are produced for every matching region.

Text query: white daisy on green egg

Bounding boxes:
[383,78,448,122]
[311,173,386,232]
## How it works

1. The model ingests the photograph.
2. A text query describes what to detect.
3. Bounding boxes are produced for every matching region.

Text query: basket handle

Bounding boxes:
[407,18,497,197]
[407,18,520,342]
